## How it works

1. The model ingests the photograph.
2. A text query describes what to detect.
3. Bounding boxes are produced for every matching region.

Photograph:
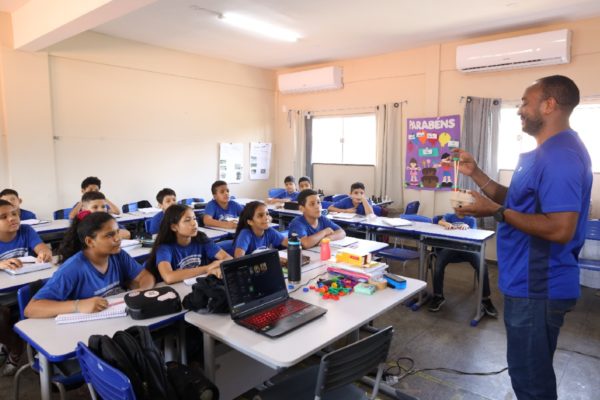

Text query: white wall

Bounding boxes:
[312,164,375,196]
[0,32,277,218]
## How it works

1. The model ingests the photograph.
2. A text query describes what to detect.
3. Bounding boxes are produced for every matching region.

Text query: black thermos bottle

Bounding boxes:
[287,233,302,283]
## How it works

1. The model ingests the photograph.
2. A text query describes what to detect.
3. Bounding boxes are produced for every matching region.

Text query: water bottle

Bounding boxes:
[320,238,331,261]
[287,233,302,283]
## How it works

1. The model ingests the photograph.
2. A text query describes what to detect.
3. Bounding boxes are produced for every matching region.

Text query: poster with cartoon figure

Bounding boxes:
[405,115,460,190]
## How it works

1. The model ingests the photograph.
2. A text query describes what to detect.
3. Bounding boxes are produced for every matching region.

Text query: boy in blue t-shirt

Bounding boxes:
[81,191,131,239]
[288,189,346,249]
[327,182,381,216]
[0,189,37,221]
[298,176,312,192]
[203,181,244,230]
[267,175,300,204]
[147,188,177,235]
[68,176,120,220]
[428,213,497,317]
[0,199,52,375]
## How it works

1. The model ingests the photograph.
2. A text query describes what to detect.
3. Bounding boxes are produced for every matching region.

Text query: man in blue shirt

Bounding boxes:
[288,189,346,249]
[0,189,37,220]
[456,75,592,400]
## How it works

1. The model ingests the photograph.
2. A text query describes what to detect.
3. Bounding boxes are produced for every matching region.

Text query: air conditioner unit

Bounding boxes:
[278,66,343,94]
[456,29,571,73]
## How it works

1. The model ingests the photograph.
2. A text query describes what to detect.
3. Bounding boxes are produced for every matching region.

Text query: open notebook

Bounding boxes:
[55,300,127,325]
[381,217,413,227]
[3,256,53,276]
[20,219,50,226]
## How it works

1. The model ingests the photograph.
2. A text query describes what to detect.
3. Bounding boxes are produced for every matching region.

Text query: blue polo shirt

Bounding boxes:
[0,225,42,260]
[155,240,222,271]
[147,211,164,235]
[275,191,299,201]
[34,250,143,300]
[19,209,37,220]
[288,215,342,239]
[234,227,285,254]
[332,197,380,216]
[204,200,244,221]
[497,130,592,299]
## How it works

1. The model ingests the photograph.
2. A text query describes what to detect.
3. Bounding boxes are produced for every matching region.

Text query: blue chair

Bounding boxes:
[218,239,235,256]
[321,200,333,210]
[179,197,204,205]
[122,200,152,213]
[375,214,433,272]
[14,280,84,400]
[322,195,334,202]
[144,218,152,234]
[76,342,136,400]
[268,188,286,198]
[404,201,420,215]
[53,208,72,220]
[579,220,600,274]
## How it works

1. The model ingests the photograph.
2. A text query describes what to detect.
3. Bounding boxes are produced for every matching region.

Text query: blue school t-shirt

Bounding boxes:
[155,240,222,270]
[147,211,164,235]
[288,215,342,238]
[19,209,37,220]
[275,191,299,201]
[0,225,42,260]
[497,130,592,300]
[332,197,377,216]
[443,213,476,228]
[234,227,285,254]
[33,250,143,300]
[204,200,243,221]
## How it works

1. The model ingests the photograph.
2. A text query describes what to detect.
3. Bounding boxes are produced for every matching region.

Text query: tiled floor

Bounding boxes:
[3,260,600,399]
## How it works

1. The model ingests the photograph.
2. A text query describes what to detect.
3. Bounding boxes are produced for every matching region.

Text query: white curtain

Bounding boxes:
[375,102,403,205]
[289,110,308,179]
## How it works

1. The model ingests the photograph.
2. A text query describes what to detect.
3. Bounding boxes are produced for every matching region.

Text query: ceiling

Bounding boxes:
[5,0,600,69]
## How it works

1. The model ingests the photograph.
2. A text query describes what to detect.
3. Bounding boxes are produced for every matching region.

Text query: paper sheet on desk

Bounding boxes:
[329,237,359,248]
[330,212,358,219]
[120,239,141,248]
[55,300,126,324]
[184,274,207,286]
[381,218,412,227]
[138,207,162,214]
[20,219,50,226]
[4,257,53,275]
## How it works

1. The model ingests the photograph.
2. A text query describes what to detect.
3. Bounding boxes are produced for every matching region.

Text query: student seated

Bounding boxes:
[233,201,288,257]
[298,176,312,191]
[203,180,244,229]
[288,189,346,249]
[69,176,120,219]
[25,212,154,318]
[0,189,37,220]
[327,182,377,216]
[81,191,131,239]
[0,199,52,375]
[428,213,497,317]
[146,205,231,284]
[266,175,300,204]
[147,188,177,235]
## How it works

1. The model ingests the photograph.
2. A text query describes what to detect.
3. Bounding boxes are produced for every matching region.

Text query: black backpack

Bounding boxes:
[89,326,176,400]
[183,275,229,314]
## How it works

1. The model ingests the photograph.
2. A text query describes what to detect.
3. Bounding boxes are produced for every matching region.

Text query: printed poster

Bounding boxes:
[405,115,461,191]
[249,142,272,180]
[219,143,244,183]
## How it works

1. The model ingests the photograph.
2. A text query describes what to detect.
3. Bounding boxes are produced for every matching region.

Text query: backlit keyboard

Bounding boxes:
[242,299,309,330]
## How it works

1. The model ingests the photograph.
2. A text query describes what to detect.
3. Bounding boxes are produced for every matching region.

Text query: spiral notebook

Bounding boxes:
[55,300,127,325]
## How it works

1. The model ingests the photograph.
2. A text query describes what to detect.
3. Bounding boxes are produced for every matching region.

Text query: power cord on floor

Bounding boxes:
[557,347,600,361]
[382,356,508,384]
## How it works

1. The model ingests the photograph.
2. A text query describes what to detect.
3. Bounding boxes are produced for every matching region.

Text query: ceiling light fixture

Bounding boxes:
[219,12,300,42]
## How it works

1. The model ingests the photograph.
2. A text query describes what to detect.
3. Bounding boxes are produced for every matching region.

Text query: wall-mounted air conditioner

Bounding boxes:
[278,66,343,94]
[456,29,571,73]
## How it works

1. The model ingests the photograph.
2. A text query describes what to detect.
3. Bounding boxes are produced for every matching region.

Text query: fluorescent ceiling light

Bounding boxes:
[219,12,300,42]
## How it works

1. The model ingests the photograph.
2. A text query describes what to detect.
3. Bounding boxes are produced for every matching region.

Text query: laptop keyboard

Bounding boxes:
[242,299,309,331]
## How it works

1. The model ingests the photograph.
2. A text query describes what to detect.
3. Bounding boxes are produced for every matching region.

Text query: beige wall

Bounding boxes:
[275,16,600,220]
[0,31,277,218]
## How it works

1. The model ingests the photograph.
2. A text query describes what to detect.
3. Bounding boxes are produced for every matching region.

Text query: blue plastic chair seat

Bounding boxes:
[376,247,420,261]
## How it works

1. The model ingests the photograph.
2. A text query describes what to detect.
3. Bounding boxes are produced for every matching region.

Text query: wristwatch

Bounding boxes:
[493,206,506,223]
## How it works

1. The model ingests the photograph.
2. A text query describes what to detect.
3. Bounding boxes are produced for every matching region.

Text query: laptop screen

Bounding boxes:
[221,249,288,318]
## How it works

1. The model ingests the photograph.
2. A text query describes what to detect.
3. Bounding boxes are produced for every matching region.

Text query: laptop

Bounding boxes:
[221,249,327,338]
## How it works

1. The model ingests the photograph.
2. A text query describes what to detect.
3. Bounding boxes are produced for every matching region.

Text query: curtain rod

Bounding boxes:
[289,100,407,114]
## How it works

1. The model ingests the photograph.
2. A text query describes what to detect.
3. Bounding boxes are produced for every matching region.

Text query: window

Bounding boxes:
[311,114,376,165]
[498,103,600,172]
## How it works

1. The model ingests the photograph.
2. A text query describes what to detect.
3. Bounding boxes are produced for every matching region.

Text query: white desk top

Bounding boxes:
[14,282,192,361]
[31,219,71,234]
[304,237,388,255]
[198,227,230,240]
[207,222,279,235]
[185,265,425,369]
[0,264,57,292]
